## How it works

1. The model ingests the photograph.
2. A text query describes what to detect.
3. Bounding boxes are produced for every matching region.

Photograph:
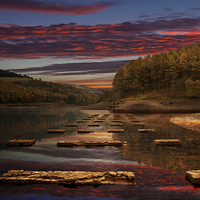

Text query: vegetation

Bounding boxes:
[112,43,200,99]
[0,70,97,105]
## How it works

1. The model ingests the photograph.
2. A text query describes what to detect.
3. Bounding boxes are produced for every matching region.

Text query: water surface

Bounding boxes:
[0,107,200,200]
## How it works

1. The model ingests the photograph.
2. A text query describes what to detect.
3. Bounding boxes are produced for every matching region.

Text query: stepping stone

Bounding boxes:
[138,129,155,132]
[6,139,35,146]
[108,129,124,133]
[65,124,78,127]
[0,170,135,186]
[110,124,123,126]
[88,124,100,126]
[57,140,126,147]
[185,170,200,185]
[47,129,66,133]
[154,139,181,146]
[133,123,146,126]
[77,129,93,133]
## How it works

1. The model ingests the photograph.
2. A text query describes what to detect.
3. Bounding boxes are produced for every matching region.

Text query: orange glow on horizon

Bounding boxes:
[87,85,112,89]
[53,79,113,89]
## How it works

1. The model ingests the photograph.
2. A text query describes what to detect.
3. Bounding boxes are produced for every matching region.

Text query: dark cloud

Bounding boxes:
[10,60,129,76]
[189,7,200,11]
[1,16,200,60]
[0,0,117,15]
[163,7,173,11]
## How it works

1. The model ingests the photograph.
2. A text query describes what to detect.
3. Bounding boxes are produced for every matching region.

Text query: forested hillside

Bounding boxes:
[112,43,200,98]
[0,70,97,105]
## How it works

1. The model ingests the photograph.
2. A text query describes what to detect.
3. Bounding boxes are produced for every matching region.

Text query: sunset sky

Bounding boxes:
[1,0,200,89]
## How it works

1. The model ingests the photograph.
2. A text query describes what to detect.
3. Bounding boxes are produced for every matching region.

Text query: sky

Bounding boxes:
[1,0,200,89]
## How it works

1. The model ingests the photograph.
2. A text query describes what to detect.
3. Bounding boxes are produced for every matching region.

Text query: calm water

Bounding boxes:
[0,107,200,200]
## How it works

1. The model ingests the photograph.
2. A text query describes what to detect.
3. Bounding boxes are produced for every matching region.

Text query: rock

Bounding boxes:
[185,170,200,185]
[88,124,100,126]
[47,129,66,133]
[6,140,35,146]
[138,129,155,132]
[0,170,135,186]
[77,130,93,133]
[110,123,123,126]
[133,123,146,126]
[57,140,126,147]
[154,139,181,146]
[65,124,78,127]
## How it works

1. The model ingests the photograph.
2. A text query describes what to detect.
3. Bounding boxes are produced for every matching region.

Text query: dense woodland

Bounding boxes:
[112,43,200,98]
[0,70,97,105]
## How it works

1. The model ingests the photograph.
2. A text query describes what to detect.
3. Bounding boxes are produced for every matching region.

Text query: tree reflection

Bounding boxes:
[114,113,200,174]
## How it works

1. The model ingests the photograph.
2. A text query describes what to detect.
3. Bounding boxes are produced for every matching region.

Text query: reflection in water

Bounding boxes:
[1,108,200,199]
[114,113,200,174]
[170,113,200,132]
[0,107,86,144]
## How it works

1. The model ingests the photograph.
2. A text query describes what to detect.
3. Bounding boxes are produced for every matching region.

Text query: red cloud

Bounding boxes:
[1,17,200,59]
[0,0,116,15]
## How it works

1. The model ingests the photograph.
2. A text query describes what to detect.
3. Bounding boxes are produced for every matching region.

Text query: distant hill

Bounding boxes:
[69,84,103,95]
[0,69,98,105]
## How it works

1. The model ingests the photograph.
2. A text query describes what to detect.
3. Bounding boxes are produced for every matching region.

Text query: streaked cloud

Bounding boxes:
[0,0,117,15]
[1,16,200,60]
[10,60,129,76]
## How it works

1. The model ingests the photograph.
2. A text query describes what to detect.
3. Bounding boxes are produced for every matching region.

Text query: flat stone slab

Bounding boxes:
[6,140,35,146]
[0,170,135,186]
[47,129,66,133]
[185,170,200,185]
[77,129,94,133]
[88,124,100,126]
[110,124,123,126]
[108,129,124,133]
[57,140,127,147]
[138,129,155,132]
[65,124,78,127]
[154,139,181,146]
[133,123,146,126]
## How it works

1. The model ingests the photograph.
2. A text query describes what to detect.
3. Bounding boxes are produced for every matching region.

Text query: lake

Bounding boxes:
[0,107,200,200]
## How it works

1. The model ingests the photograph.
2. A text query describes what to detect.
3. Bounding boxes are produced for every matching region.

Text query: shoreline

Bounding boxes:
[0,98,200,114]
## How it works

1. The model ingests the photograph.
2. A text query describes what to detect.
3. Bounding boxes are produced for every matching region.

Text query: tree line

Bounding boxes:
[0,75,97,105]
[112,42,200,98]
